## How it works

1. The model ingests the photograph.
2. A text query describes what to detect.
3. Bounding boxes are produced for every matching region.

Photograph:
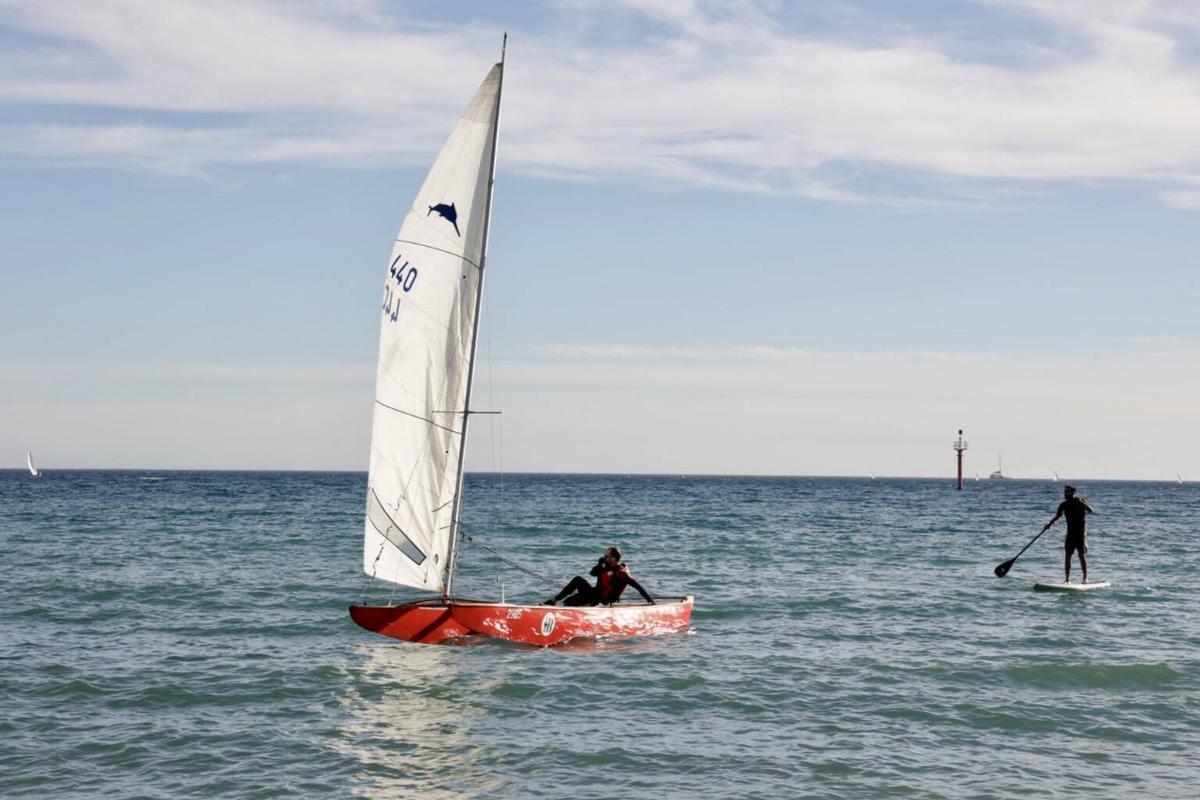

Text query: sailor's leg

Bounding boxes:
[1064,549,1072,583]
[548,575,591,605]
[1079,550,1088,584]
[563,590,596,607]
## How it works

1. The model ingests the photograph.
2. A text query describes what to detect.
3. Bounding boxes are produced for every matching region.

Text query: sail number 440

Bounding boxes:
[383,254,418,322]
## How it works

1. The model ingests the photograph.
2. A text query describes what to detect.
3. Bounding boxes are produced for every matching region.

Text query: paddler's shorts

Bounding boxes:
[1065,532,1087,555]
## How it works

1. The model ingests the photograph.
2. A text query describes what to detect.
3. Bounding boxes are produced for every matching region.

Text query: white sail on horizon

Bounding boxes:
[362,62,503,593]
[27,451,40,477]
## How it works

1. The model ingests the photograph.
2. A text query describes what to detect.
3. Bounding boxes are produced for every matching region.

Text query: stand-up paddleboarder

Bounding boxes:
[1041,485,1094,583]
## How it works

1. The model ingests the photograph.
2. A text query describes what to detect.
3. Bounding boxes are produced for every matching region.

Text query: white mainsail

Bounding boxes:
[363,61,503,593]
[27,451,40,477]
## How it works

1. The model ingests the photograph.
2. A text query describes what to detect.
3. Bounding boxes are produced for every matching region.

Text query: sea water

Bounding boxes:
[1,471,1197,798]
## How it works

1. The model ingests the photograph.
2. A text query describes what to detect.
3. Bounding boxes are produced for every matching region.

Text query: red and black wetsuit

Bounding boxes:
[552,561,653,606]
[594,563,631,605]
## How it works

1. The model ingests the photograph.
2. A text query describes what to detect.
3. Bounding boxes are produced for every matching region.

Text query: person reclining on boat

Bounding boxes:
[544,547,655,606]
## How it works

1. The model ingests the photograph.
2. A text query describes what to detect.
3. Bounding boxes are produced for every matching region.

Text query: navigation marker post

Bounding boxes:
[954,429,968,490]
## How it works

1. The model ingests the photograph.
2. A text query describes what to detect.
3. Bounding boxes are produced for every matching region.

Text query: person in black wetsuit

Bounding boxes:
[1041,484,1095,583]
[544,547,655,606]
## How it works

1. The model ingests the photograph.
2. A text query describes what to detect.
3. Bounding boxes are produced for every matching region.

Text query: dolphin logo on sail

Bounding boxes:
[427,202,460,237]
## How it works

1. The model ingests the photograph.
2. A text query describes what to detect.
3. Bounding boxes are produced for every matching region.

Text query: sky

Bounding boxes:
[2,0,1199,479]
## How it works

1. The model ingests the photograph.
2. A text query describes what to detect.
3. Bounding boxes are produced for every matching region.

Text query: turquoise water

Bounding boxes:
[2,471,1197,798]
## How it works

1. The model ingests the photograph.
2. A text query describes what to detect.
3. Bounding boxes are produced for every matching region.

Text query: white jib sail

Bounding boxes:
[363,63,502,592]
[27,451,39,476]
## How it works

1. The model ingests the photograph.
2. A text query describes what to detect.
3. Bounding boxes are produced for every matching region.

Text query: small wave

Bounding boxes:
[692,603,757,621]
[1005,662,1182,690]
[32,678,107,699]
[8,605,54,621]
[872,705,953,725]
[811,759,854,776]
[959,707,1060,733]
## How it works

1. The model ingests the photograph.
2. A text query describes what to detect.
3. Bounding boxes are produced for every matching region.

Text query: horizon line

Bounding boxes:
[2,467,1189,484]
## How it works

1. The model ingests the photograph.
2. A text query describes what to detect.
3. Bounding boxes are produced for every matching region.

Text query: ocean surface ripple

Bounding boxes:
[1,471,1198,798]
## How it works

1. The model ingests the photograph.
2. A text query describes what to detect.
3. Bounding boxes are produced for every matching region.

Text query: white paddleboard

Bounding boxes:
[1033,581,1110,592]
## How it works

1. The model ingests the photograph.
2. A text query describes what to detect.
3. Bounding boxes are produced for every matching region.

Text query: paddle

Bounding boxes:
[994,525,1051,577]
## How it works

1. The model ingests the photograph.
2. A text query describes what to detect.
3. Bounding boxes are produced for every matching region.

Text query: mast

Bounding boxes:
[444,35,506,598]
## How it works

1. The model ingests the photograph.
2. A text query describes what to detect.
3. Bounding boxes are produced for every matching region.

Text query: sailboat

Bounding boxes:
[348,45,693,646]
[27,451,41,477]
[988,454,1009,480]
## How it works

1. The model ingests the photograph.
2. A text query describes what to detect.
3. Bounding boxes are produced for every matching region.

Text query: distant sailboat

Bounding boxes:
[1179,473,1185,484]
[27,451,41,477]
[1053,472,1059,482]
[989,454,1009,480]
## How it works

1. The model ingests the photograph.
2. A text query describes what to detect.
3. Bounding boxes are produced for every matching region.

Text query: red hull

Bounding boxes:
[349,596,694,646]
[347,601,474,644]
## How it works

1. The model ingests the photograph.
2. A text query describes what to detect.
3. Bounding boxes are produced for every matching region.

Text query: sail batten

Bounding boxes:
[372,400,463,434]
[363,62,503,593]
[394,240,484,270]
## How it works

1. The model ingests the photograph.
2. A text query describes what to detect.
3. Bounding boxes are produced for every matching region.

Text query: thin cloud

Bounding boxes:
[475,337,1200,478]
[3,345,1197,476]
[2,1,1200,205]
[1158,189,1200,209]
[1,360,372,385]
[530,344,1002,363]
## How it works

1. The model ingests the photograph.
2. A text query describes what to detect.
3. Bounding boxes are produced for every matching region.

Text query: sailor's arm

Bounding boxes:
[1080,499,1095,513]
[1042,508,1063,532]
[626,576,655,604]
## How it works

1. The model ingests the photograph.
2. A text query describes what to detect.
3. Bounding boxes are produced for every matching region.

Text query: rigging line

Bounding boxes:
[361,538,389,604]
[499,409,505,512]
[462,531,557,587]
[483,277,504,535]
[394,239,483,272]
[374,400,462,435]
